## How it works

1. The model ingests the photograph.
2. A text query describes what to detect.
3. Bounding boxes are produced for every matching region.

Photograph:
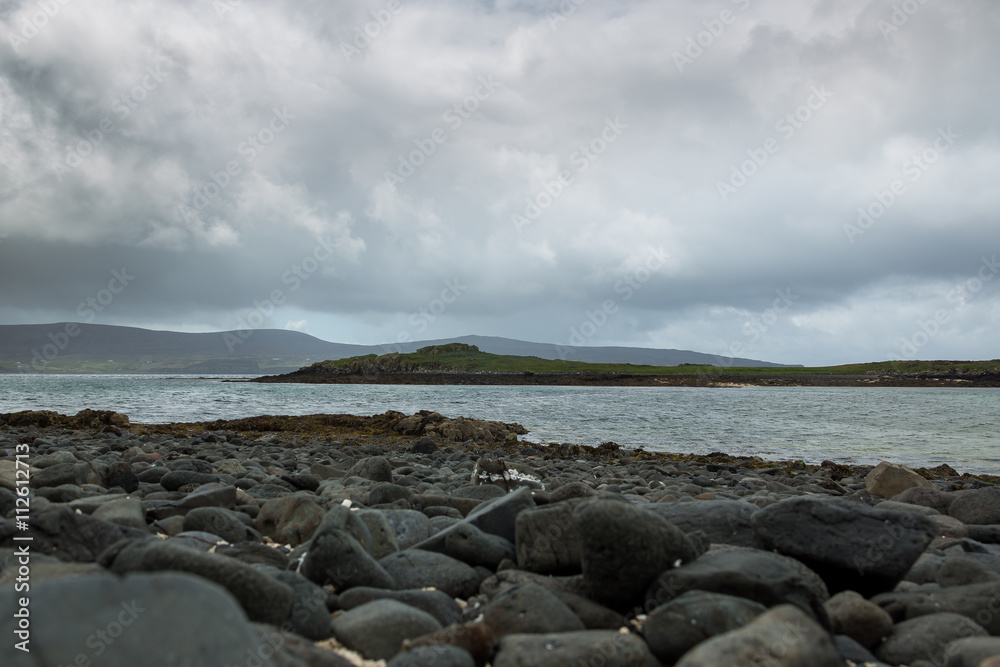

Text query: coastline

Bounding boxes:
[249,370,1000,388]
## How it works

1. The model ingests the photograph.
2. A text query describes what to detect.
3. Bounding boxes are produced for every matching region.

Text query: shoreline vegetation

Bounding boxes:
[251,343,1000,388]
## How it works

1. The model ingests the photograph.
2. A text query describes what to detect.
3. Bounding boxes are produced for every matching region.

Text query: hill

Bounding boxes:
[0,324,794,373]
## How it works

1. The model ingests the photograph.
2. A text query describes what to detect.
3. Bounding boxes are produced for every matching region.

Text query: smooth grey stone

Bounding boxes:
[643,591,767,664]
[876,612,988,665]
[494,630,658,667]
[388,646,474,667]
[874,582,1000,634]
[482,583,585,637]
[183,507,257,544]
[338,586,463,627]
[332,599,441,661]
[645,499,760,547]
[379,549,481,599]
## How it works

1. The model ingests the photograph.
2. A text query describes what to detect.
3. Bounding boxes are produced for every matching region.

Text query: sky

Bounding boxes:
[0,0,998,367]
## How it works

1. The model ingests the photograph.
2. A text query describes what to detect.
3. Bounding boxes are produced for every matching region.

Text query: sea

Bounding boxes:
[1,374,998,475]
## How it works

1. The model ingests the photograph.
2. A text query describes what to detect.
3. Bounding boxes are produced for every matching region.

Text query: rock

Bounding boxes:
[412,486,536,553]
[480,568,590,600]
[646,547,830,624]
[106,461,140,492]
[642,590,767,664]
[332,599,442,660]
[216,542,291,570]
[575,498,697,611]
[873,582,1000,634]
[453,483,506,501]
[407,437,439,454]
[175,482,238,510]
[549,481,597,502]
[388,646,474,667]
[551,590,624,630]
[674,604,842,667]
[0,506,147,562]
[355,509,400,559]
[255,495,324,547]
[0,460,38,491]
[876,612,988,665]
[929,514,971,539]
[943,637,1000,667]
[950,488,1000,525]
[824,590,893,649]
[29,462,102,488]
[382,509,433,550]
[493,630,658,667]
[443,522,515,569]
[183,507,256,544]
[0,572,288,667]
[892,485,957,513]
[159,470,221,491]
[482,583,585,637]
[401,622,495,665]
[515,502,582,575]
[645,499,760,548]
[369,482,415,506]
[338,586,463,627]
[257,566,332,640]
[866,461,933,499]
[937,556,1000,586]
[346,456,394,483]
[302,525,395,591]
[379,550,481,599]
[101,538,294,625]
[751,496,935,596]
[832,635,886,666]
[91,497,147,531]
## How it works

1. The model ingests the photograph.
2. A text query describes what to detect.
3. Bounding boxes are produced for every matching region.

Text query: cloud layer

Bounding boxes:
[1,0,998,365]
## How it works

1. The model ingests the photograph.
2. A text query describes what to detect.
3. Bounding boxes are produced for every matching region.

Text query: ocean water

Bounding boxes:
[1,374,998,474]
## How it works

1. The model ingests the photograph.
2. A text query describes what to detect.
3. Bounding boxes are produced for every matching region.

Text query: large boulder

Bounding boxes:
[674,605,842,667]
[0,572,288,667]
[332,599,442,661]
[949,487,1000,525]
[873,582,1000,634]
[0,506,147,562]
[642,591,767,664]
[515,501,582,575]
[575,498,697,611]
[875,612,988,666]
[493,630,658,667]
[255,495,324,547]
[865,461,933,499]
[751,496,935,596]
[645,499,760,547]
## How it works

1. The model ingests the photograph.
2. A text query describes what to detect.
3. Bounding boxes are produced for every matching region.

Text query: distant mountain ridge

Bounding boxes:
[0,323,798,373]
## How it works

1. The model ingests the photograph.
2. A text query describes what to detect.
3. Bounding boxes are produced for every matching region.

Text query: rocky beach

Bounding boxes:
[3,408,1000,666]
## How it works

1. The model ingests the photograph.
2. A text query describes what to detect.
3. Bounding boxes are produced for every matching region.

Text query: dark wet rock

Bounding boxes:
[549,590,624,630]
[383,509,432,550]
[549,481,597,502]
[416,487,537,554]
[873,582,1000,634]
[646,546,830,624]
[481,582,585,638]
[937,556,1000,586]
[183,507,257,544]
[332,599,442,661]
[369,483,416,506]
[29,462,102,489]
[346,456,394,483]
[0,505,147,562]
[407,437,439,454]
[255,495,324,547]
[493,629,658,667]
[479,568,590,600]
[338,586,463,627]
[380,550,481,599]
[950,487,1000,525]
[645,499,760,548]
[91,496,147,531]
[401,622,495,665]
[674,604,842,667]
[575,498,697,611]
[943,637,1000,667]
[100,537,294,625]
[355,509,400,559]
[751,495,935,596]
[833,636,888,666]
[302,524,395,591]
[216,541,291,569]
[256,565,332,640]
[443,522,515,569]
[642,590,767,664]
[106,461,140,492]
[0,572,287,667]
[968,525,1000,544]
[824,590,893,649]
[159,470,221,491]
[876,612,988,665]
[892,485,958,513]
[388,646,474,667]
[515,501,582,575]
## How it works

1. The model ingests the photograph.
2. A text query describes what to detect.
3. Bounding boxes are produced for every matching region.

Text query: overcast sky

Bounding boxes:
[1,0,998,366]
